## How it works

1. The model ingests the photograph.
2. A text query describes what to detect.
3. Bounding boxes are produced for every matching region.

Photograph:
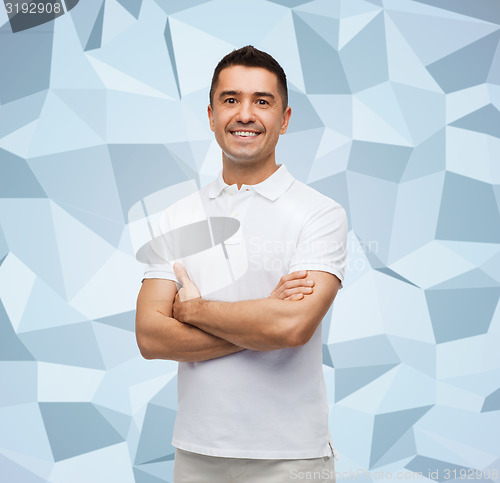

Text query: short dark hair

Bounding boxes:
[209,45,288,110]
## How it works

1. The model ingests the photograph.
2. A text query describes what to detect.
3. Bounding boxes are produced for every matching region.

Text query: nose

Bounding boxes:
[235,100,256,124]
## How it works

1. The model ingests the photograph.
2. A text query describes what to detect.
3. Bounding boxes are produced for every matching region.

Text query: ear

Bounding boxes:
[280,106,292,135]
[207,104,215,132]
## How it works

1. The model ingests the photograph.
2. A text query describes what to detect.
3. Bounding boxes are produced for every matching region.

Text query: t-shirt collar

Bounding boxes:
[208,164,295,201]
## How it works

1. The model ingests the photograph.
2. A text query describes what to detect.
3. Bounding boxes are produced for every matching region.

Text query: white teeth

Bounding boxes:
[233,131,258,137]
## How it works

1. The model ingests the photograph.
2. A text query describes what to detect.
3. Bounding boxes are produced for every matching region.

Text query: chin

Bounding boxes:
[224,152,260,163]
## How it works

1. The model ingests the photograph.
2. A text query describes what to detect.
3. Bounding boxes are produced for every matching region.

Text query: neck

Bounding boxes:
[222,158,279,189]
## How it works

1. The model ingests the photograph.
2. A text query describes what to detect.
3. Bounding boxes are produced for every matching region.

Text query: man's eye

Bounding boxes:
[257,99,269,105]
[225,98,236,104]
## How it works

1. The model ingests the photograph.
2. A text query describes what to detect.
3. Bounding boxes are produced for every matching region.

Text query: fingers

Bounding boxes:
[283,286,313,298]
[269,271,315,300]
[284,279,315,289]
[173,263,189,285]
[277,279,315,296]
[172,293,180,317]
[174,263,201,301]
[281,271,307,283]
[277,272,313,292]
[270,272,305,297]
[271,282,314,300]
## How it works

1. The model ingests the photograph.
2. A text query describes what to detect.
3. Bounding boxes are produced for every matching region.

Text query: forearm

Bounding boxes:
[136,310,245,362]
[177,298,304,351]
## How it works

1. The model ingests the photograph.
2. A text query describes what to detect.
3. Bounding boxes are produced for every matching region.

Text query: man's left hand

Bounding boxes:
[173,263,201,302]
[172,263,201,323]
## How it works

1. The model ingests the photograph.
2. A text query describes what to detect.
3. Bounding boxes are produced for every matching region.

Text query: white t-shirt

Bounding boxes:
[143,164,348,459]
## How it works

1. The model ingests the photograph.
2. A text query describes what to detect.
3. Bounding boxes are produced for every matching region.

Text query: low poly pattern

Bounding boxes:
[0,1,499,482]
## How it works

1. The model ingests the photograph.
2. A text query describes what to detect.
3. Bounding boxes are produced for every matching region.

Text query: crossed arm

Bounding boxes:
[135,267,340,361]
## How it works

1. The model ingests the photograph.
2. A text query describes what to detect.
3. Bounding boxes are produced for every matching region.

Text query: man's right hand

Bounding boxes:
[269,271,315,301]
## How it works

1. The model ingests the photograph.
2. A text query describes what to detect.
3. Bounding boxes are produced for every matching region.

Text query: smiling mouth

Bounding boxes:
[230,131,260,137]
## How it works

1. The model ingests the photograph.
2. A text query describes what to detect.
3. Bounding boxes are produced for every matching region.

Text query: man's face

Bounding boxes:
[208,65,291,168]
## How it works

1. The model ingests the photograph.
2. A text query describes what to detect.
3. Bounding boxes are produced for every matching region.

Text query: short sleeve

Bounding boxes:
[142,210,178,283]
[288,202,348,287]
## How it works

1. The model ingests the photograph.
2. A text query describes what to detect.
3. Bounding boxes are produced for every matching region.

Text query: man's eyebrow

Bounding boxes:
[253,91,275,99]
[218,90,276,100]
[218,90,241,99]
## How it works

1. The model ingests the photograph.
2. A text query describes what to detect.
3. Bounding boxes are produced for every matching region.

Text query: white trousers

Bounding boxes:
[173,448,336,483]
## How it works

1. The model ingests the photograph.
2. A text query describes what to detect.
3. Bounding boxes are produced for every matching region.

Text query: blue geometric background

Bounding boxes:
[1,1,499,482]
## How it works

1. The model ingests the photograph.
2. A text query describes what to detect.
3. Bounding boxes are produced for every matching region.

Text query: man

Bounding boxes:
[136,46,348,482]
